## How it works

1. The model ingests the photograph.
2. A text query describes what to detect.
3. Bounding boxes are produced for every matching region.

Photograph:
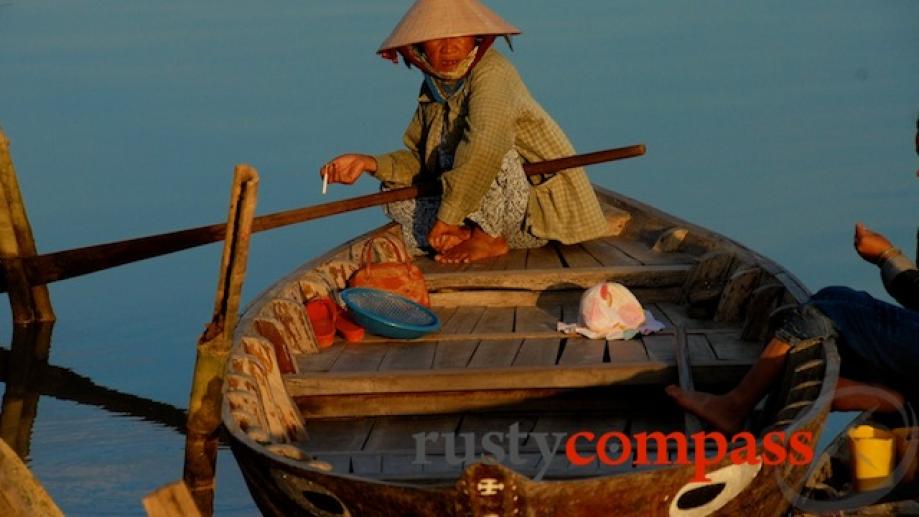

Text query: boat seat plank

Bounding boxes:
[286,359,755,397]
[559,338,607,366]
[362,415,460,454]
[303,418,375,452]
[557,243,603,268]
[438,306,516,369]
[608,339,648,363]
[441,306,486,334]
[378,342,438,371]
[513,338,562,367]
[295,343,346,373]
[329,343,389,372]
[511,306,563,366]
[580,239,641,266]
[515,305,561,333]
[424,264,691,293]
[526,244,564,270]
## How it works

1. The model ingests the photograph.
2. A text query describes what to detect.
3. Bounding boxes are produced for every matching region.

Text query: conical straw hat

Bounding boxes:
[378,0,520,53]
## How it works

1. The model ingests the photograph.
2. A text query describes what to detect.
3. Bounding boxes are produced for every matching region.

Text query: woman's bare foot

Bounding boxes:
[434,226,472,253]
[435,226,509,263]
[665,385,747,434]
[428,221,472,253]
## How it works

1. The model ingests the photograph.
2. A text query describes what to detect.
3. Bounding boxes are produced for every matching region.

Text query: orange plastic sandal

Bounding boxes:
[334,307,365,343]
[305,297,337,348]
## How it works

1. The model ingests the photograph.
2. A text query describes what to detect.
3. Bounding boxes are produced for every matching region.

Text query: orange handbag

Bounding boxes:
[348,236,431,307]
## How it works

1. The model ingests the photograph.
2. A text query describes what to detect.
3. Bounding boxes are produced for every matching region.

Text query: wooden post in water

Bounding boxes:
[0,129,54,323]
[181,165,258,516]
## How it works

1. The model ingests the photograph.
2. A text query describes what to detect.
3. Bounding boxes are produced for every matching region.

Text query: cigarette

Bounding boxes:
[322,171,328,195]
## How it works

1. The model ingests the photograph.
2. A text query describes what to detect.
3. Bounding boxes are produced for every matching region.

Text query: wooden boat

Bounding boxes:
[220,186,839,516]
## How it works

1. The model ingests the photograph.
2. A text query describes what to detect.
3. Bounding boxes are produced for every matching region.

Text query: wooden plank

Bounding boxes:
[707,330,762,361]
[513,305,562,366]
[645,303,674,328]
[351,454,382,475]
[429,287,679,308]
[557,243,602,268]
[454,306,518,369]
[558,338,606,366]
[642,335,676,364]
[524,414,627,452]
[0,437,64,517]
[295,344,345,373]
[515,305,562,333]
[425,264,691,292]
[303,418,375,452]
[329,343,388,372]
[363,415,460,453]
[608,339,648,363]
[441,306,486,334]
[608,238,695,265]
[580,239,641,266]
[143,481,201,517]
[526,244,563,270]
[687,334,717,362]
[457,414,539,453]
[656,302,733,330]
[378,342,437,371]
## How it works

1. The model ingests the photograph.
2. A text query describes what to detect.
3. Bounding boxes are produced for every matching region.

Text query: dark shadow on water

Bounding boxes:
[0,322,192,460]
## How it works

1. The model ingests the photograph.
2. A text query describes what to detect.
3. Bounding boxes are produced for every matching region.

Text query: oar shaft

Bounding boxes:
[11,144,645,289]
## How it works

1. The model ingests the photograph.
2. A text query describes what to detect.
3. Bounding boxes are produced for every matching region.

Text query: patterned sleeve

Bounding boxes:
[880,249,919,311]
[372,107,424,187]
[436,59,519,226]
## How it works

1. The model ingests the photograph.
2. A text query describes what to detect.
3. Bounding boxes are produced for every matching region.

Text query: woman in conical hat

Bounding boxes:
[320,0,609,263]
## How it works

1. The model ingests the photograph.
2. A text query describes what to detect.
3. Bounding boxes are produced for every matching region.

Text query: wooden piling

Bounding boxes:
[0,130,54,323]
[181,165,258,516]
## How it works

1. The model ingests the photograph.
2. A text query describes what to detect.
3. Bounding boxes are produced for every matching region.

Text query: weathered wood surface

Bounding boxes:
[424,264,691,292]
[285,359,755,398]
[0,435,63,517]
[0,131,54,322]
[714,265,762,322]
[183,165,258,516]
[143,481,202,517]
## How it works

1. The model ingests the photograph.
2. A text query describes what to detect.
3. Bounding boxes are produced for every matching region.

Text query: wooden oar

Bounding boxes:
[7,144,645,291]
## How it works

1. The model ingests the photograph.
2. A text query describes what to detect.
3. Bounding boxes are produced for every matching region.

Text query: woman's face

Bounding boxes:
[420,36,476,75]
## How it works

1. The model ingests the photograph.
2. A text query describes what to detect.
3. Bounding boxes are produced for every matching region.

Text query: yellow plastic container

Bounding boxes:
[847,425,895,492]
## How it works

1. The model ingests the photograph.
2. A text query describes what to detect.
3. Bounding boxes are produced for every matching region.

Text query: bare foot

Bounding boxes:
[433,226,472,253]
[435,227,509,263]
[665,385,746,434]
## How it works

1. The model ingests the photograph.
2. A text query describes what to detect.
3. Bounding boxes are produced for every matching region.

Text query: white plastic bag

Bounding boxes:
[557,281,665,340]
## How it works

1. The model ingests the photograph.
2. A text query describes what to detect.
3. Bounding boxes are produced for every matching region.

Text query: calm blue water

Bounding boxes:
[0,1,917,514]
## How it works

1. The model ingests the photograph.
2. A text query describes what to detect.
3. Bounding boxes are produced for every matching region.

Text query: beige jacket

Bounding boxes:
[373,48,608,244]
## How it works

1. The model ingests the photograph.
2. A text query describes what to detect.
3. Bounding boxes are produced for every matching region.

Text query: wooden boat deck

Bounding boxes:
[284,238,765,481]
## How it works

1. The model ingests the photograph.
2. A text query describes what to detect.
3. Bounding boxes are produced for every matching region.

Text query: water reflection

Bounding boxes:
[0,322,188,460]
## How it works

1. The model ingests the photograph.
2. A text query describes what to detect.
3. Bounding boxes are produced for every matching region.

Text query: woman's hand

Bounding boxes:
[854,222,894,264]
[320,154,377,185]
[428,220,471,253]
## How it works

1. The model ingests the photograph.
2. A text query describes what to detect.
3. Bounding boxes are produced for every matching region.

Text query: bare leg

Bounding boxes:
[833,378,905,413]
[666,337,792,434]
[435,225,509,264]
